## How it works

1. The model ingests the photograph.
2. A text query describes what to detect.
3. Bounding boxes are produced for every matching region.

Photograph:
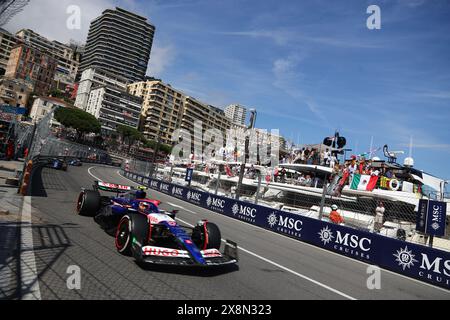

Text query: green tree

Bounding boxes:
[54,107,101,140]
[117,125,144,154]
[143,139,172,155]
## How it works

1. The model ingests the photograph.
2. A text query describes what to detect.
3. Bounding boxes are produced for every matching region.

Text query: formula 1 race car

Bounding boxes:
[68,159,83,166]
[76,181,238,267]
[49,158,68,171]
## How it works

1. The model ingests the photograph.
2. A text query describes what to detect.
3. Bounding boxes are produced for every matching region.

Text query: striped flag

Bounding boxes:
[351,174,379,191]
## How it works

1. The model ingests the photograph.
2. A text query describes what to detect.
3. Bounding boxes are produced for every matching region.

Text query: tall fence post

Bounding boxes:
[254,174,262,205]
[169,163,174,181]
[215,171,221,195]
[318,174,329,221]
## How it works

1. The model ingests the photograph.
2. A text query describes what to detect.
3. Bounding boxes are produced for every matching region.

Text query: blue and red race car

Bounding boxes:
[76,181,238,267]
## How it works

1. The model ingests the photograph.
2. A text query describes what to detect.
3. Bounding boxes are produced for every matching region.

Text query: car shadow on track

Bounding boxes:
[134,260,239,277]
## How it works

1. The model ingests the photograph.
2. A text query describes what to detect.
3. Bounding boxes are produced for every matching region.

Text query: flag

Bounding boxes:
[350,174,379,191]
[225,165,233,177]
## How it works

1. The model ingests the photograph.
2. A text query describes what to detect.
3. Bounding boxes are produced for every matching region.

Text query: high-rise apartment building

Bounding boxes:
[15,29,83,89]
[0,28,18,75]
[225,104,247,126]
[75,68,129,110]
[0,78,33,107]
[128,79,183,144]
[78,7,155,83]
[128,80,232,146]
[5,43,57,95]
[86,85,143,133]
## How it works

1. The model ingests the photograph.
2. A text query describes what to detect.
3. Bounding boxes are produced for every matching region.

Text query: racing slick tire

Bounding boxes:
[115,214,149,257]
[192,221,222,250]
[76,190,101,216]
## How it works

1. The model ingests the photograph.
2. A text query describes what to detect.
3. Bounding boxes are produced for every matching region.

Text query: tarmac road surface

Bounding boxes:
[26,165,450,300]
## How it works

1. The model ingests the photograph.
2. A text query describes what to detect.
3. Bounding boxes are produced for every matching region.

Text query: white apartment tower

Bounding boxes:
[225,104,247,126]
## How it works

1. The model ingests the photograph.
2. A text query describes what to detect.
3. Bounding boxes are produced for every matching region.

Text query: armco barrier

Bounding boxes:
[122,170,450,290]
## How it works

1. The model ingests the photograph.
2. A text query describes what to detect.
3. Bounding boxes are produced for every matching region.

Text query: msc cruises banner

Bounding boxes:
[417,199,447,237]
[122,170,450,290]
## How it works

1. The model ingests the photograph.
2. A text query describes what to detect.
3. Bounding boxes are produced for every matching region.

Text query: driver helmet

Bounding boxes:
[138,201,150,212]
[331,204,338,211]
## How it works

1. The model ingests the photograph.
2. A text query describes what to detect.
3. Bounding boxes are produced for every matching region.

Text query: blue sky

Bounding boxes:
[5,0,450,181]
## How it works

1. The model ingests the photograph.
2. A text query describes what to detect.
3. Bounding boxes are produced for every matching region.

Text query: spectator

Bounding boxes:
[300,148,306,164]
[374,202,385,233]
[280,168,287,183]
[273,167,279,182]
[297,174,306,185]
[304,174,312,187]
[323,149,330,166]
[6,140,14,161]
[329,153,337,169]
[385,169,393,179]
[329,205,344,224]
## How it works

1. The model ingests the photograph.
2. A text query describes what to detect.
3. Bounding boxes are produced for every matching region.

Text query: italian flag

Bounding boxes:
[350,174,379,191]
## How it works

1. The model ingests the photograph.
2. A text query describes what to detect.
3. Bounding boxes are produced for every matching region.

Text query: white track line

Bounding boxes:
[20,196,41,300]
[166,202,198,215]
[175,217,356,300]
[88,166,103,182]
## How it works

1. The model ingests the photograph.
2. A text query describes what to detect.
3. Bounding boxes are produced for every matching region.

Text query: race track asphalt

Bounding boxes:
[28,165,450,300]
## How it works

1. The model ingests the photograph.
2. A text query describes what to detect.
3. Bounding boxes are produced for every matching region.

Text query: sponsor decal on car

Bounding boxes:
[148,214,175,224]
[142,246,190,258]
[201,249,222,258]
[98,182,132,191]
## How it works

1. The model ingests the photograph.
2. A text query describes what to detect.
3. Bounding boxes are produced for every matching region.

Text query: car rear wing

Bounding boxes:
[94,181,136,193]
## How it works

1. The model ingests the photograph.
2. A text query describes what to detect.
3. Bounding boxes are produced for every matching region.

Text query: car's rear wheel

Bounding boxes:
[192,221,222,250]
[76,190,100,216]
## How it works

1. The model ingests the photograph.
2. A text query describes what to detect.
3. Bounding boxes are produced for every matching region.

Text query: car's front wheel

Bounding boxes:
[192,221,222,250]
[115,214,149,257]
[115,216,132,255]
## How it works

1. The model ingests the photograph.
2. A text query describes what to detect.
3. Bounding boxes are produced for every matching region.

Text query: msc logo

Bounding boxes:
[171,186,184,197]
[394,246,450,277]
[393,246,418,271]
[232,203,256,218]
[318,227,372,252]
[394,246,450,287]
[267,212,302,232]
[186,191,201,202]
[159,183,170,192]
[150,181,159,188]
[206,196,225,209]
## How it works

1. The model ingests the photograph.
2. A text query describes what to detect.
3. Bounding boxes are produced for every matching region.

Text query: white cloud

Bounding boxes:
[271,54,329,124]
[147,43,176,77]
[4,0,117,43]
[219,29,383,49]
